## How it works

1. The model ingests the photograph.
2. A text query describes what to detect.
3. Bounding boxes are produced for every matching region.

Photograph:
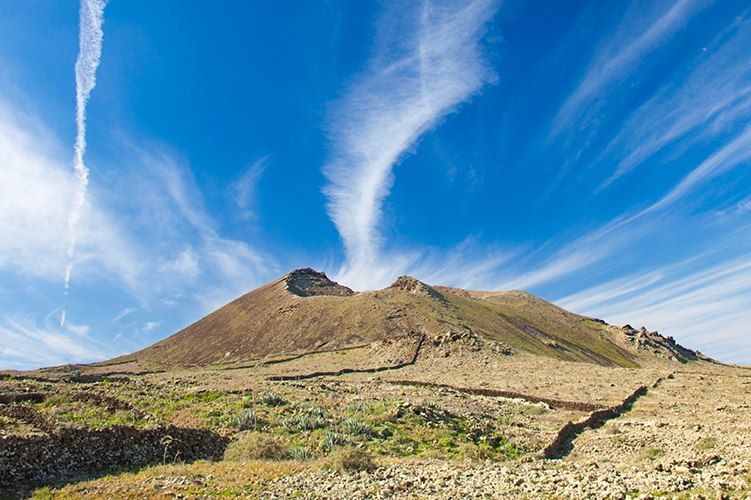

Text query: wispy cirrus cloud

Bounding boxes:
[323,0,499,289]
[728,196,751,215]
[0,315,111,370]
[231,155,269,220]
[557,237,751,364]
[101,142,277,312]
[0,102,140,285]
[641,123,751,215]
[601,15,751,186]
[0,99,276,368]
[551,0,707,138]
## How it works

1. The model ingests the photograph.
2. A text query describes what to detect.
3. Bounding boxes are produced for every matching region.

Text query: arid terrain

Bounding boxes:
[1,269,749,498]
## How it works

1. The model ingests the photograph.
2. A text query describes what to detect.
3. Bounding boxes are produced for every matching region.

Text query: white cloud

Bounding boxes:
[600,17,751,186]
[556,271,665,314]
[144,321,161,332]
[65,322,91,337]
[134,146,274,301]
[551,0,706,136]
[0,102,141,285]
[732,196,751,215]
[110,306,137,324]
[1,346,23,358]
[0,105,72,278]
[323,0,499,290]
[409,237,514,290]
[231,155,269,220]
[0,316,109,370]
[160,246,201,279]
[0,101,276,369]
[641,124,751,215]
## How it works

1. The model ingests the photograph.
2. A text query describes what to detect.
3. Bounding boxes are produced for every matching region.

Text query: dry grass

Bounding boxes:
[224,432,291,461]
[31,460,309,498]
[325,447,377,472]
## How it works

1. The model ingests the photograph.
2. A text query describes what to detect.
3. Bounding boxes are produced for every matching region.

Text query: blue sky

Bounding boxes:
[1,0,750,369]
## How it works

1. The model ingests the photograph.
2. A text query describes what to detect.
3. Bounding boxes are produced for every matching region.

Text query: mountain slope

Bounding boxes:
[119,268,703,368]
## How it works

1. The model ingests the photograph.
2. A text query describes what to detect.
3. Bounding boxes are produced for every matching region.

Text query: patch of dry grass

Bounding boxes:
[31,460,310,498]
[325,447,377,472]
[224,431,290,461]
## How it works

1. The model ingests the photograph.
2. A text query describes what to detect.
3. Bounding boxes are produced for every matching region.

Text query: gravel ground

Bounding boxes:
[264,370,751,499]
[263,457,749,499]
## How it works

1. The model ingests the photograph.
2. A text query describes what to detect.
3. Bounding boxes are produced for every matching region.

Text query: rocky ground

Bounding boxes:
[264,457,748,499]
[264,368,751,499]
[1,342,749,498]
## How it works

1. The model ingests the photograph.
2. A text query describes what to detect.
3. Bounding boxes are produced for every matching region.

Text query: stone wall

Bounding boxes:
[0,424,228,490]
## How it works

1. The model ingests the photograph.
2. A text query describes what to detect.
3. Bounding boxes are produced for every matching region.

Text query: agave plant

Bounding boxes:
[320,431,347,452]
[236,409,257,430]
[290,445,316,461]
[259,393,287,407]
[344,418,371,437]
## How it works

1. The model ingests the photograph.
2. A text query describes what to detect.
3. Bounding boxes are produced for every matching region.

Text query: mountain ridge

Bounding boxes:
[113,268,706,369]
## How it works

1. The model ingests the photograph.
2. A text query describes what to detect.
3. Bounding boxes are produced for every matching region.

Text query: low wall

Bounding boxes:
[387,380,604,412]
[0,424,228,490]
[542,383,655,459]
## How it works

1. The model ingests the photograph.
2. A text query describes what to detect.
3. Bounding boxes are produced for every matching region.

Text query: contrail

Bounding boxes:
[62,0,107,326]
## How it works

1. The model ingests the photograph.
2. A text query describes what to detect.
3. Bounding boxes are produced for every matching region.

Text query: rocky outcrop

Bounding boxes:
[430,328,513,357]
[621,325,704,363]
[388,276,445,301]
[285,268,355,297]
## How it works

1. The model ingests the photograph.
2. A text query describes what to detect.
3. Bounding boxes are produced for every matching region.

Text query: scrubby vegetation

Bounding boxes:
[2,375,521,472]
[695,436,717,451]
[281,405,329,432]
[259,393,287,407]
[221,395,520,463]
[33,395,148,429]
[640,447,665,461]
[319,430,347,452]
[326,447,376,472]
[224,432,291,461]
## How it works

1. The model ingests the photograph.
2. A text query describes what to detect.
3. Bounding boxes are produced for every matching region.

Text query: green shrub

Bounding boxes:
[281,406,328,432]
[326,447,376,472]
[259,393,287,407]
[320,431,347,452]
[290,445,316,461]
[344,418,371,436]
[236,409,258,430]
[224,432,290,461]
[695,436,717,451]
[347,401,370,413]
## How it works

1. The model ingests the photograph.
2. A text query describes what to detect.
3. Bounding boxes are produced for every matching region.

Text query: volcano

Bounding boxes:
[117,268,704,368]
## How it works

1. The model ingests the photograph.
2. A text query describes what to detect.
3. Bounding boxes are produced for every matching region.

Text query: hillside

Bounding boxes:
[2,269,742,498]
[118,268,703,368]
